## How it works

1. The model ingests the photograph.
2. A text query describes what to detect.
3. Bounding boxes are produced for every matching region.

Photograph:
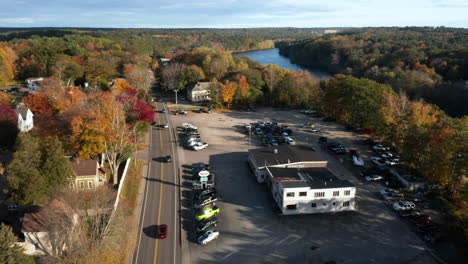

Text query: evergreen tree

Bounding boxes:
[40,136,72,192]
[0,223,36,264]
[6,133,48,205]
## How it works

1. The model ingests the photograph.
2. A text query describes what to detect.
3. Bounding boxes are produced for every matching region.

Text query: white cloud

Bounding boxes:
[0,17,35,24]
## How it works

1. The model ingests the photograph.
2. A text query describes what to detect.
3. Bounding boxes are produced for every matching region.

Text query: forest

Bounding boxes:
[278,27,468,117]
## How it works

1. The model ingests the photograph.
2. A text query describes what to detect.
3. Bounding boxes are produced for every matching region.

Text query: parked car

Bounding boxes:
[285,137,295,145]
[399,210,420,218]
[163,155,172,162]
[194,196,218,209]
[379,188,401,196]
[193,142,209,151]
[384,158,399,166]
[352,155,365,166]
[306,127,321,133]
[410,214,432,224]
[393,201,416,211]
[162,123,169,128]
[370,157,386,166]
[192,162,209,170]
[318,136,328,144]
[196,206,220,221]
[196,218,218,233]
[197,230,220,245]
[150,122,157,126]
[160,109,167,113]
[158,224,168,239]
[302,123,314,128]
[382,192,404,201]
[195,188,217,199]
[372,144,389,152]
[365,175,384,181]
[328,143,346,155]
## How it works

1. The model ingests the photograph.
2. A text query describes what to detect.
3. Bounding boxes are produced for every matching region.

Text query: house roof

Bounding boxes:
[188,82,213,93]
[268,167,354,190]
[71,158,98,176]
[21,199,67,233]
[15,108,31,120]
[249,145,326,168]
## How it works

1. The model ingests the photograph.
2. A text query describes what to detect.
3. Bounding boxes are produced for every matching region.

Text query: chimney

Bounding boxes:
[274,149,278,154]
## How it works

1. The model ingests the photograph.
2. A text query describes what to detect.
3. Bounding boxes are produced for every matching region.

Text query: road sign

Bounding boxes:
[198,170,209,177]
[200,177,208,182]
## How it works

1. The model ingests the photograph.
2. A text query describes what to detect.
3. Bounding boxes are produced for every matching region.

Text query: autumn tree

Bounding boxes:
[23,93,54,117]
[219,80,237,107]
[0,43,18,86]
[238,75,250,100]
[0,223,35,264]
[181,65,205,86]
[162,62,186,91]
[123,63,154,91]
[70,112,106,159]
[84,52,118,89]
[0,91,13,105]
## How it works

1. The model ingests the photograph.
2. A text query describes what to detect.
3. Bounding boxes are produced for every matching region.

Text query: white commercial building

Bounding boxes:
[248,145,356,215]
[266,167,356,215]
[187,82,213,102]
[248,145,328,183]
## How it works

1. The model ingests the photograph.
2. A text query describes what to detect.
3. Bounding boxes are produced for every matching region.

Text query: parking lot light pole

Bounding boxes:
[174,89,178,104]
[249,126,251,147]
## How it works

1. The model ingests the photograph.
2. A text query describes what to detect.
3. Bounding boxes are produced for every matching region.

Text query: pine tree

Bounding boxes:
[6,133,48,205]
[40,136,72,192]
[0,224,36,264]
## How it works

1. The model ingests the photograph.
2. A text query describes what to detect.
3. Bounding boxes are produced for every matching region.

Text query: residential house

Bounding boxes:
[265,167,356,215]
[248,145,328,183]
[187,82,213,102]
[25,77,44,92]
[70,157,106,190]
[14,108,34,132]
[19,199,77,255]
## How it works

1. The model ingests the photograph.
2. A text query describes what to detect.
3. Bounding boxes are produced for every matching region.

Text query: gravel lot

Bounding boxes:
[168,103,437,264]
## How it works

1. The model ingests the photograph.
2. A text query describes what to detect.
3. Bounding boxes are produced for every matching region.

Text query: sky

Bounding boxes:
[0,0,467,28]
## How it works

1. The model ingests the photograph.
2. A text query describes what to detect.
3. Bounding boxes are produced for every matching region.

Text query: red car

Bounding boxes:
[411,215,432,224]
[158,224,168,239]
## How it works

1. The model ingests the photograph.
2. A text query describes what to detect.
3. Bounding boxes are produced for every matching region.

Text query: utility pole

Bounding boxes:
[174,89,178,104]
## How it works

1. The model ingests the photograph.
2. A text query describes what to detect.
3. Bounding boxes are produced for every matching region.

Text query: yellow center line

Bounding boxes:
[154,111,164,264]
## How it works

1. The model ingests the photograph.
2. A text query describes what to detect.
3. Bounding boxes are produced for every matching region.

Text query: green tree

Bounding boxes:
[40,137,72,192]
[0,224,36,264]
[6,133,48,205]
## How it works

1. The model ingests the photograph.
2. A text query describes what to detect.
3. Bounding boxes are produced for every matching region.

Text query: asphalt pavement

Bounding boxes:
[132,101,181,264]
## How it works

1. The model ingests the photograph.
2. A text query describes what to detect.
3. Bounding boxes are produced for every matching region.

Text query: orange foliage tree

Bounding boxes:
[238,75,250,99]
[220,81,237,106]
[0,91,12,105]
[70,111,106,159]
[23,93,54,117]
[0,43,18,86]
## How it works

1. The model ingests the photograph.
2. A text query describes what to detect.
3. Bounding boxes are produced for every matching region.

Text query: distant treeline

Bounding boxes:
[278,27,468,117]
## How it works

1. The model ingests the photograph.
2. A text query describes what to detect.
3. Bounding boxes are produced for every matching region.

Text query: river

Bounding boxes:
[232,48,331,80]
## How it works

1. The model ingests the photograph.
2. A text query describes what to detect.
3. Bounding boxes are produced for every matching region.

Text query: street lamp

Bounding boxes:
[174,89,178,104]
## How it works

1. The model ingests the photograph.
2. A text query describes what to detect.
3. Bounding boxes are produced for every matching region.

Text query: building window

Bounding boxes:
[332,202,336,206]
[333,191,339,196]
[343,201,350,207]
[322,203,327,206]
[299,192,307,197]
[344,190,351,196]
[80,182,85,189]
[286,204,297,210]
[311,203,316,208]
[314,192,325,198]
[286,192,295,197]
[88,181,93,189]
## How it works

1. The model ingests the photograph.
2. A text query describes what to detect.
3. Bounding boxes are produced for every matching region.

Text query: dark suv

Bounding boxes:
[196,217,218,233]
[195,188,217,200]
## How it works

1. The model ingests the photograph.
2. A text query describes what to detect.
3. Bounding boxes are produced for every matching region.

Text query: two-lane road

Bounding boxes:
[132,101,181,264]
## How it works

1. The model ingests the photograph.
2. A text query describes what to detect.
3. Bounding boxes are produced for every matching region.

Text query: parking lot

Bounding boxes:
[166,103,437,264]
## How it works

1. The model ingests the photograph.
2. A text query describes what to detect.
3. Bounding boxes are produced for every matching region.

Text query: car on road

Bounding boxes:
[365,175,383,181]
[158,224,167,239]
[328,143,346,155]
[370,157,386,166]
[160,109,167,113]
[162,155,172,162]
[196,218,218,233]
[196,206,220,221]
[197,230,219,245]
[162,123,169,128]
[393,201,416,211]
[151,122,157,126]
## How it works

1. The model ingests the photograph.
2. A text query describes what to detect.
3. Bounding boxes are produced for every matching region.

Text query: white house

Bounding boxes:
[248,145,328,183]
[15,108,34,132]
[25,77,44,92]
[265,167,356,215]
[187,82,213,102]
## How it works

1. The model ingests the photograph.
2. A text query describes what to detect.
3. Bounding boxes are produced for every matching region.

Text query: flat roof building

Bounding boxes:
[248,145,356,215]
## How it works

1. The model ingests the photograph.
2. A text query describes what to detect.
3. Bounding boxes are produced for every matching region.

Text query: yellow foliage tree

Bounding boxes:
[220,81,237,106]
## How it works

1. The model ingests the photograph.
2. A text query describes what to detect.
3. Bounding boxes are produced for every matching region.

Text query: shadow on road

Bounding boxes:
[142,225,158,239]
